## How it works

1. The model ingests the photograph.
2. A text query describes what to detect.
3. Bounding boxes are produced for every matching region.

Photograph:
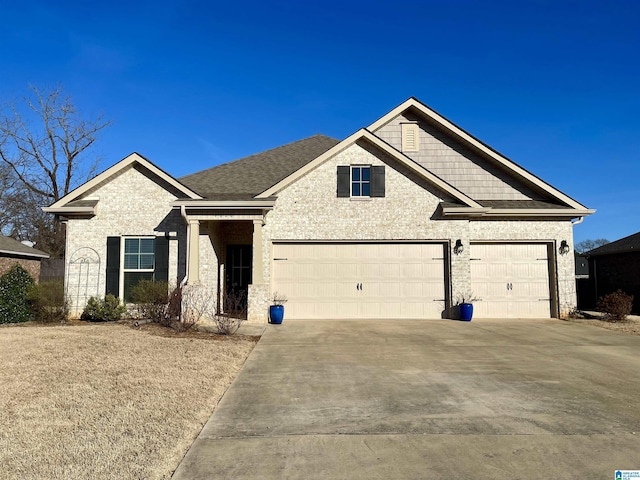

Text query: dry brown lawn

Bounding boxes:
[565,312,640,336]
[0,321,258,480]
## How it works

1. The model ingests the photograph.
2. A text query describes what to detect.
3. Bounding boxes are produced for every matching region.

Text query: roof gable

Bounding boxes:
[179,135,339,200]
[368,97,592,211]
[257,129,482,208]
[45,153,201,213]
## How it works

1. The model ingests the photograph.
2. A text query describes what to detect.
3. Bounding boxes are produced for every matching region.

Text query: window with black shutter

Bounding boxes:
[105,236,170,301]
[337,165,385,198]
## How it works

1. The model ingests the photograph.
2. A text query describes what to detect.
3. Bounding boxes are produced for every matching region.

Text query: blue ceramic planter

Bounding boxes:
[459,303,473,321]
[269,305,284,324]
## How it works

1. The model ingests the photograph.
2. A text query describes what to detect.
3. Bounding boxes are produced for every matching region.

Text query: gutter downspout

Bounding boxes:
[180,205,189,287]
[572,216,584,225]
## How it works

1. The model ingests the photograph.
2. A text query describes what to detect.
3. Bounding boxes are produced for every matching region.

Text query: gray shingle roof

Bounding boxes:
[0,236,49,258]
[179,134,340,199]
[587,232,640,256]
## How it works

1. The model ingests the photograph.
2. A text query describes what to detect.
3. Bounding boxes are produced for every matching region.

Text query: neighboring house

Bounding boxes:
[45,97,594,320]
[0,236,50,281]
[586,232,640,313]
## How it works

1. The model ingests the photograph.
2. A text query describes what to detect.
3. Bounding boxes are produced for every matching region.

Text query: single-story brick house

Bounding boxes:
[585,232,640,313]
[45,98,594,321]
[0,236,50,281]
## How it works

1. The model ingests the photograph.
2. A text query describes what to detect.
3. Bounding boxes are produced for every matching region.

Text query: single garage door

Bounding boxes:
[470,243,552,318]
[272,243,446,319]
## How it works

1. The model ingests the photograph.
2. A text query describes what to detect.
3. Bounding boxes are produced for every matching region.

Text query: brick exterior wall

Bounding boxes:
[0,256,41,282]
[65,165,187,316]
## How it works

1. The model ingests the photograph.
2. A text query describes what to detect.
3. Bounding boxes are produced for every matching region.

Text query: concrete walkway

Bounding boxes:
[172,319,640,479]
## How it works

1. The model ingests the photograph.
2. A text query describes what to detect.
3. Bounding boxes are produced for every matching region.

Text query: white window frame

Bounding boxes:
[351,165,371,198]
[120,236,155,300]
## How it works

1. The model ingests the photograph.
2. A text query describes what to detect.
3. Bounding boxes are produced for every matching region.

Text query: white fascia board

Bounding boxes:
[47,153,202,209]
[484,208,596,217]
[257,128,481,209]
[441,207,491,217]
[441,206,596,218]
[42,206,97,215]
[173,199,276,210]
[368,98,591,212]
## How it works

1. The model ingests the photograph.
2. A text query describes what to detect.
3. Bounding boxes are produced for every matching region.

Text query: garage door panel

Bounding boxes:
[272,243,445,320]
[470,243,551,319]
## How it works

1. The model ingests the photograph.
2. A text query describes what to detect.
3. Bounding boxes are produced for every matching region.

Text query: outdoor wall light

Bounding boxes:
[559,240,570,255]
[454,239,464,255]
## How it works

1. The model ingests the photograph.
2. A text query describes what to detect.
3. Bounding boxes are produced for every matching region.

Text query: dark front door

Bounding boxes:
[226,245,252,311]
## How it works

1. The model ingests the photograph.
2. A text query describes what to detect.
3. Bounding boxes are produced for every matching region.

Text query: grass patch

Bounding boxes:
[565,312,640,336]
[0,321,258,479]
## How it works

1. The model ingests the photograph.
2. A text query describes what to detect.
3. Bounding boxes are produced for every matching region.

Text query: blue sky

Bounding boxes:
[1,0,639,243]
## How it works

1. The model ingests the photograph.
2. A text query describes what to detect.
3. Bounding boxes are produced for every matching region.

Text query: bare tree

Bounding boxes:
[575,238,610,254]
[0,86,110,256]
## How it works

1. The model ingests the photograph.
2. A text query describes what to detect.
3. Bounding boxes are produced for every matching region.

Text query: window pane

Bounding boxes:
[362,167,370,181]
[124,254,139,269]
[140,238,155,253]
[124,238,138,254]
[139,254,154,269]
[352,183,360,196]
[362,183,370,197]
[352,167,360,181]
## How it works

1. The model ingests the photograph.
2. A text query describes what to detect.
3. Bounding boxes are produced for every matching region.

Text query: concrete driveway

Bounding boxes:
[172,319,640,479]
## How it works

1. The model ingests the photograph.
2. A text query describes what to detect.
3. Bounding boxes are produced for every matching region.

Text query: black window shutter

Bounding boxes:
[370,166,385,197]
[154,236,169,283]
[105,237,120,296]
[337,166,350,197]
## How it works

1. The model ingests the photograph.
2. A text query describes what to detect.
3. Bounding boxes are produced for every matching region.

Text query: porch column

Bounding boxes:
[188,219,200,284]
[252,219,264,284]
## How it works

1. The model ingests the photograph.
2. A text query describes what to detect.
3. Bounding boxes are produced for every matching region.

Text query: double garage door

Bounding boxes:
[272,243,446,319]
[272,242,553,320]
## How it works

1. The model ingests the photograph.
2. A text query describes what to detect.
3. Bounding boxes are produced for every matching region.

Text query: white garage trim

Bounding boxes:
[470,242,556,318]
[272,242,447,320]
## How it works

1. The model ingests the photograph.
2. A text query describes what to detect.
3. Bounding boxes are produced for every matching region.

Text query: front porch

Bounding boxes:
[177,200,274,323]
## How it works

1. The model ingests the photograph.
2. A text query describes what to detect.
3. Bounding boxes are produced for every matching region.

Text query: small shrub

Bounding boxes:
[0,264,35,324]
[214,290,247,335]
[179,285,213,332]
[81,295,126,322]
[131,280,169,322]
[165,286,182,325]
[597,289,634,322]
[29,280,68,323]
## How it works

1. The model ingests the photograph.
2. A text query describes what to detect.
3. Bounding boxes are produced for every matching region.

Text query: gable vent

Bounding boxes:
[401,123,420,152]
